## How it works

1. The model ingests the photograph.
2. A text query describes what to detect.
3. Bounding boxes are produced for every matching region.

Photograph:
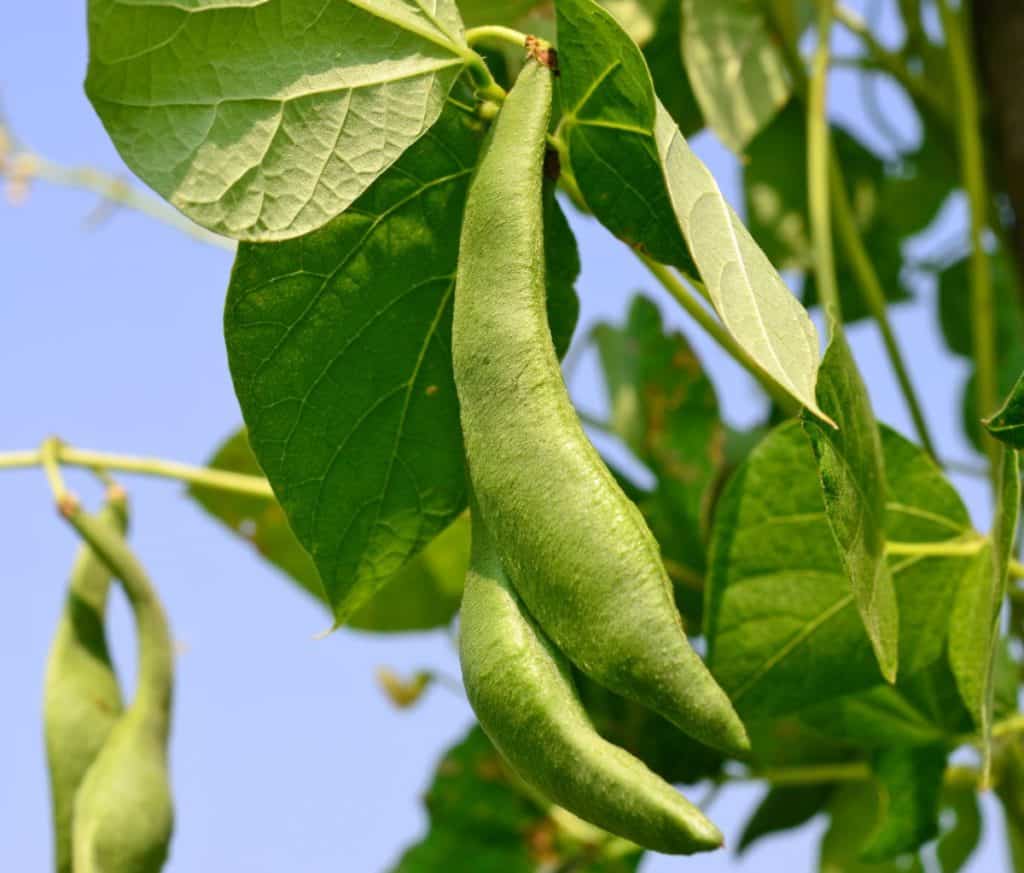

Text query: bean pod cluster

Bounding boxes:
[452,58,748,853]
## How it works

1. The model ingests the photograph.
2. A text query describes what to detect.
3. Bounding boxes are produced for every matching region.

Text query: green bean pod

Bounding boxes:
[451,60,748,755]
[63,505,174,873]
[460,508,723,854]
[43,496,128,873]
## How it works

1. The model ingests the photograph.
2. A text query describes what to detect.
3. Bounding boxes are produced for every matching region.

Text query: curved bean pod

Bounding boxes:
[62,503,174,873]
[460,508,723,854]
[43,495,127,873]
[451,59,748,755]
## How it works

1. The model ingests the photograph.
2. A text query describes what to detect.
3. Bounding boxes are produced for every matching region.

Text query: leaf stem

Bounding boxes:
[885,535,986,558]
[828,152,938,458]
[808,1,842,323]
[938,0,999,477]
[637,256,798,414]
[465,25,528,50]
[0,443,273,498]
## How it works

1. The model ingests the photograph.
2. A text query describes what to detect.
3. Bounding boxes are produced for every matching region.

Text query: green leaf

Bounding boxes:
[457,0,541,27]
[654,100,827,421]
[803,323,898,682]
[600,0,668,45]
[705,422,973,719]
[555,0,698,275]
[86,0,470,241]
[936,787,981,873]
[391,726,644,872]
[680,0,791,152]
[189,429,471,633]
[861,745,946,861]
[819,782,925,873]
[224,102,578,623]
[593,294,723,571]
[643,0,703,136]
[743,103,909,322]
[949,448,1021,777]
[985,368,1024,448]
[557,0,825,421]
[738,784,833,854]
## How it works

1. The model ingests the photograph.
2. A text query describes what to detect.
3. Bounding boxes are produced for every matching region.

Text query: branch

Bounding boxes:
[0,441,273,498]
[0,111,233,250]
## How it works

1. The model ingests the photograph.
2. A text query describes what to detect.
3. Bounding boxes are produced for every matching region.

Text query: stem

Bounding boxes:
[885,535,986,558]
[462,48,506,102]
[465,25,528,50]
[832,3,948,120]
[1011,560,1024,580]
[808,2,842,322]
[0,444,273,498]
[741,762,871,785]
[638,256,798,414]
[828,152,938,458]
[939,0,999,476]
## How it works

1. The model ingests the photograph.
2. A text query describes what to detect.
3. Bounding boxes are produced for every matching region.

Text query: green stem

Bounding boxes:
[1,443,273,498]
[737,761,979,789]
[809,1,842,322]
[638,256,798,414]
[828,152,938,458]
[938,0,999,478]
[832,2,948,120]
[885,535,986,558]
[465,25,528,50]
[462,48,506,102]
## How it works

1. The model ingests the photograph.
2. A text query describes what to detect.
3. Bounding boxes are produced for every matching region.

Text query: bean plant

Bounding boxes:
[5,0,1024,869]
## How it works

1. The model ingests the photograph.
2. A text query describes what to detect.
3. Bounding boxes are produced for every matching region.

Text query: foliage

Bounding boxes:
[7,0,1024,869]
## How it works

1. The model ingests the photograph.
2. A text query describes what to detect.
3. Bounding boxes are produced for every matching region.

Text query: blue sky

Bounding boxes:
[0,2,1007,871]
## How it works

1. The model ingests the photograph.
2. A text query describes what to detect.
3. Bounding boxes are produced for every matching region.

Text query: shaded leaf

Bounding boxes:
[457,0,542,27]
[681,0,791,152]
[936,787,981,873]
[86,0,470,241]
[949,448,1021,777]
[985,368,1024,448]
[738,784,832,854]
[705,422,973,719]
[819,782,925,873]
[190,429,472,632]
[803,323,897,681]
[224,104,578,622]
[643,0,703,136]
[861,745,946,861]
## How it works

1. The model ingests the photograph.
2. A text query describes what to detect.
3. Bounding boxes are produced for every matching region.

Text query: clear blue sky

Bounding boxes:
[0,2,1006,870]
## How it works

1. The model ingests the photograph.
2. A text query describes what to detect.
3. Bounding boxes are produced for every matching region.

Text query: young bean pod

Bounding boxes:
[451,59,748,755]
[43,495,127,873]
[460,507,723,854]
[62,503,174,873]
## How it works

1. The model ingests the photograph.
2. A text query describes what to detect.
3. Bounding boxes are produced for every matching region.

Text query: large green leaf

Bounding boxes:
[680,0,791,152]
[391,726,644,872]
[86,0,471,241]
[225,102,578,622]
[949,448,1021,775]
[803,324,897,682]
[743,103,909,322]
[861,745,946,861]
[705,422,973,719]
[985,369,1024,448]
[189,429,471,633]
[457,0,541,27]
[556,0,825,417]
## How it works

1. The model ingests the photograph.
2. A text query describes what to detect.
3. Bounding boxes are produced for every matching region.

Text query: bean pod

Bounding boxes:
[64,505,174,873]
[451,58,748,755]
[460,506,724,853]
[43,495,127,873]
